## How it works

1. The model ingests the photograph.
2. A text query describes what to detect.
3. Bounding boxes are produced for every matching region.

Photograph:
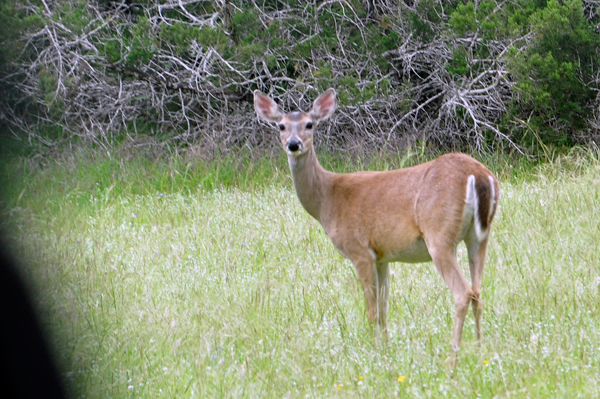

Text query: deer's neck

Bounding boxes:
[287,148,330,221]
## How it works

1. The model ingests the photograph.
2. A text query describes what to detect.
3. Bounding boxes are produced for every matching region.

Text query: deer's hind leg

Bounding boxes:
[426,237,474,356]
[465,231,490,343]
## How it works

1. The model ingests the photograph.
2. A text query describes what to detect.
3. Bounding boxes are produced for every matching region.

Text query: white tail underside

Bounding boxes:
[466,175,497,242]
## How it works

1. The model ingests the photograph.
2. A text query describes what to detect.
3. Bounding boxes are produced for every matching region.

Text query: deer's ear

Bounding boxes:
[311,88,336,121]
[254,90,282,123]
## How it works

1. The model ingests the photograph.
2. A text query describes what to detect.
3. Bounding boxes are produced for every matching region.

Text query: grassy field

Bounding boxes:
[2,147,600,397]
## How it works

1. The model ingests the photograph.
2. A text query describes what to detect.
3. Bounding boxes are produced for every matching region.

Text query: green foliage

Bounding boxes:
[197,25,229,50]
[103,39,122,63]
[56,0,89,34]
[231,8,262,44]
[127,17,156,66]
[507,0,600,145]
[447,0,600,147]
[446,47,469,76]
[0,0,43,66]
[38,69,66,120]
[408,0,454,42]
[0,0,45,127]
[449,0,519,40]
[160,22,200,56]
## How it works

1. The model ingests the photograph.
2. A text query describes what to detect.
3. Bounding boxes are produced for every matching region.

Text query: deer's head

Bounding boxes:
[254,89,336,157]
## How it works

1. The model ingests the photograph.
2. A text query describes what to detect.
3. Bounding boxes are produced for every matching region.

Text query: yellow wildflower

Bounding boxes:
[397,375,406,382]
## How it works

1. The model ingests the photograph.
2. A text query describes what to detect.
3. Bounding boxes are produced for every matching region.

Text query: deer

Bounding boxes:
[253,88,500,361]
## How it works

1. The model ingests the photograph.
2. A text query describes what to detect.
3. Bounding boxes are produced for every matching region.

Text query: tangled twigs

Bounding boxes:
[2,0,565,153]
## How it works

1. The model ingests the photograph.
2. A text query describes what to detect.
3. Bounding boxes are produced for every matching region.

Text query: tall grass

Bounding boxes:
[2,146,600,397]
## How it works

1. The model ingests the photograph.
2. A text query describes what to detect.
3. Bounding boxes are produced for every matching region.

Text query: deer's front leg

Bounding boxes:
[352,254,389,341]
[376,261,390,338]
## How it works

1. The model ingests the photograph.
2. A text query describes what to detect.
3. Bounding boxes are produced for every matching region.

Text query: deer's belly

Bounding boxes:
[378,237,432,264]
[325,224,432,264]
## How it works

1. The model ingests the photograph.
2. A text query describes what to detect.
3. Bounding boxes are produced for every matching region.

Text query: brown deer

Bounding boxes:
[254,88,500,359]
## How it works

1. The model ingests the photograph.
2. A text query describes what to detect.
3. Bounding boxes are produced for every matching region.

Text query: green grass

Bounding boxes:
[2,146,600,397]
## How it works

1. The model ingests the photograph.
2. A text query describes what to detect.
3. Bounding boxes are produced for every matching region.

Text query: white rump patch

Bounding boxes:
[488,175,496,220]
[466,175,476,205]
[466,175,488,242]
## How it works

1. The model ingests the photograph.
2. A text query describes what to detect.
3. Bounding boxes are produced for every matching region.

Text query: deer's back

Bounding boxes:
[320,153,497,262]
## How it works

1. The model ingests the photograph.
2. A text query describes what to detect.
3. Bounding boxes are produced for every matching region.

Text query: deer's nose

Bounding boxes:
[287,140,301,152]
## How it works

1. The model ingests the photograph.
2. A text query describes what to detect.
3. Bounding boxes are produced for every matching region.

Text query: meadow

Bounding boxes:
[1,147,600,398]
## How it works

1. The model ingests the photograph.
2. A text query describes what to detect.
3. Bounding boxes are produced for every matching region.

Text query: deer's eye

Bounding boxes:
[278,124,285,131]
[306,122,313,129]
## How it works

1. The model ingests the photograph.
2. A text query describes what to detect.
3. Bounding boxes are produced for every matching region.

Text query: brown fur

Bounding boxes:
[476,176,495,232]
[254,89,500,363]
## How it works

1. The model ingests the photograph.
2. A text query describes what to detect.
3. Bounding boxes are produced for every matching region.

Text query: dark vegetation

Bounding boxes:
[1,0,600,156]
